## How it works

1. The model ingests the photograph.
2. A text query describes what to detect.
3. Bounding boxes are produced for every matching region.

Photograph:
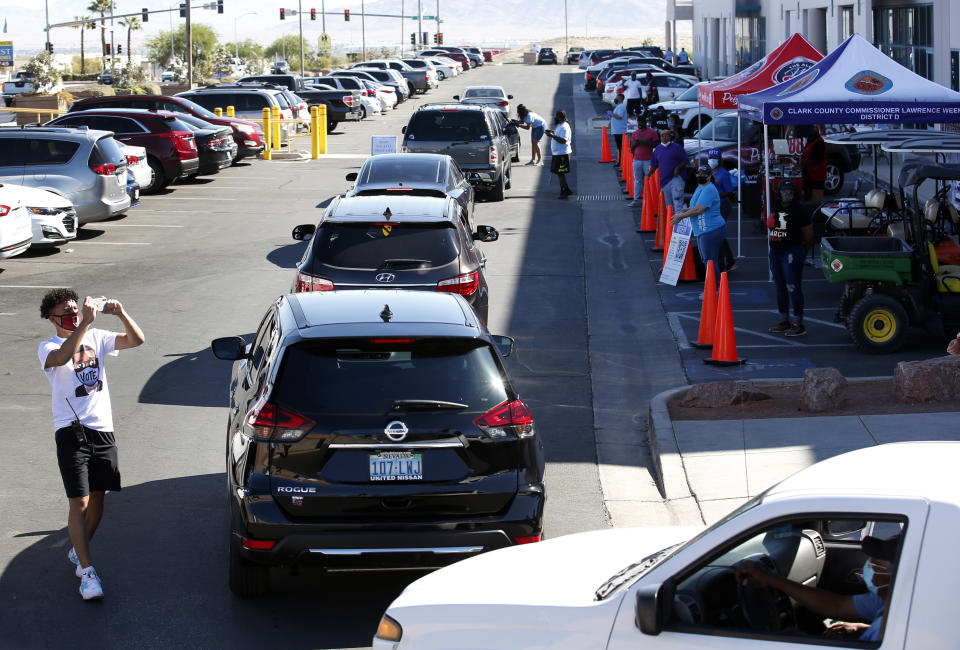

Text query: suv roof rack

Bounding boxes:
[200,81,283,90]
[415,102,484,110]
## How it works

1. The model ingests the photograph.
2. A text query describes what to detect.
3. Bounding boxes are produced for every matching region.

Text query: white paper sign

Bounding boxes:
[371,136,397,155]
[659,219,693,286]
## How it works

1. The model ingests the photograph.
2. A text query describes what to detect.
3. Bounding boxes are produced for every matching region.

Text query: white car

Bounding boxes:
[13,185,78,248]
[0,184,35,259]
[363,80,397,111]
[603,72,697,106]
[455,85,513,113]
[120,144,151,192]
[646,82,708,134]
[426,58,458,80]
[374,442,954,650]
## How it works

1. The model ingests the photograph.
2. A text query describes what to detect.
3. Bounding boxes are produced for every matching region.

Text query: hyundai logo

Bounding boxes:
[384,420,409,441]
[375,273,396,283]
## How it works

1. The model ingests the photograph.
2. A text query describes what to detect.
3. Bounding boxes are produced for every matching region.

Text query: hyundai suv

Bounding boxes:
[402,103,514,201]
[290,193,497,320]
[211,290,545,596]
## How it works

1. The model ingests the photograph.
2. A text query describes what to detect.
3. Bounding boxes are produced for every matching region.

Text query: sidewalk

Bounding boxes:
[649,385,959,526]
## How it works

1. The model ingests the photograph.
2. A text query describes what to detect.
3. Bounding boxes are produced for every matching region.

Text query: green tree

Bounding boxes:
[211,45,234,77]
[24,51,63,93]
[264,35,309,63]
[118,16,142,65]
[71,15,97,74]
[86,0,115,66]
[223,39,264,61]
[145,24,219,67]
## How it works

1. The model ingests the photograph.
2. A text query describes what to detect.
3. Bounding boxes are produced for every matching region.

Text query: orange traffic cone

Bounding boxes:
[621,134,631,183]
[652,191,667,251]
[661,206,674,271]
[705,272,746,366]
[598,125,613,163]
[638,175,655,231]
[623,140,634,196]
[691,261,717,349]
[679,230,698,282]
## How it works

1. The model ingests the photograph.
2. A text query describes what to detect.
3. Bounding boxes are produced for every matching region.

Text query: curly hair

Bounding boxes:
[40,288,78,319]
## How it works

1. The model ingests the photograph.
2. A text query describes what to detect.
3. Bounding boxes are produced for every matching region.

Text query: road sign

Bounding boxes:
[0,42,13,68]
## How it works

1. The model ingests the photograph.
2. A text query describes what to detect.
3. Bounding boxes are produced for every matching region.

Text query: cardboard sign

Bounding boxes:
[659,219,693,286]
[371,136,397,155]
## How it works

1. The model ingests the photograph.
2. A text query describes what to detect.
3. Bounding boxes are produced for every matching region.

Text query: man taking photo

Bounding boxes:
[38,289,145,600]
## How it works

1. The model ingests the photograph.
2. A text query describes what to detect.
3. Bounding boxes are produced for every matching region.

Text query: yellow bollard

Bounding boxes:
[262,107,272,160]
[214,107,223,117]
[271,105,281,151]
[226,106,235,118]
[310,106,320,159]
[317,104,328,155]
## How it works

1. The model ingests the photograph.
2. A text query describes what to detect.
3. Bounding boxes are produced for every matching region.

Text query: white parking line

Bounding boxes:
[96,224,184,228]
[160,197,237,200]
[676,312,805,346]
[75,242,152,246]
[0,285,63,289]
[737,343,858,349]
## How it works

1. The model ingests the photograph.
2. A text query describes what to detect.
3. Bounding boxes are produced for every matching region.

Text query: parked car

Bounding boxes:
[402,103,514,201]
[461,47,485,66]
[69,94,265,161]
[170,113,238,175]
[0,183,33,259]
[332,69,408,103]
[0,127,131,224]
[565,46,584,64]
[415,57,457,80]
[317,81,381,119]
[212,289,542,597]
[119,144,151,192]
[46,109,200,193]
[308,76,396,113]
[270,60,291,74]
[352,68,412,101]
[374,442,948,650]
[351,59,432,95]
[0,183,74,250]
[176,84,295,142]
[454,85,513,114]
[2,70,63,105]
[435,46,481,68]
[344,153,476,230]
[238,73,307,93]
[603,72,695,105]
[418,49,471,71]
[647,82,709,136]
[293,86,364,132]
[536,47,558,65]
[160,70,175,82]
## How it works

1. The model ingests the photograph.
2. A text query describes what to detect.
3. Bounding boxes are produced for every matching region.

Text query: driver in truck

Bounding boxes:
[737,535,900,642]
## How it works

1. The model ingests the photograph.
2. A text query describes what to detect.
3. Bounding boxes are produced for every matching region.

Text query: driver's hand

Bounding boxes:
[823,621,868,638]
[947,332,960,355]
[736,562,774,589]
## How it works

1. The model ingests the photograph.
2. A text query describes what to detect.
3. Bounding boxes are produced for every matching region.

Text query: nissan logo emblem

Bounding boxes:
[375,273,396,283]
[384,421,409,441]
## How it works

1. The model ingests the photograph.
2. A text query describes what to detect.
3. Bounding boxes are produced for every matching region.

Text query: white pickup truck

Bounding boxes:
[374,442,956,649]
[2,71,62,106]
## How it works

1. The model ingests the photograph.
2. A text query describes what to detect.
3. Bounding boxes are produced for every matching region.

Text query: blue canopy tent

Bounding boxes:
[738,33,960,225]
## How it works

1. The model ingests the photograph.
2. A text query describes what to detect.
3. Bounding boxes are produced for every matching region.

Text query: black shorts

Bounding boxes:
[55,425,121,499]
[551,154,570,174]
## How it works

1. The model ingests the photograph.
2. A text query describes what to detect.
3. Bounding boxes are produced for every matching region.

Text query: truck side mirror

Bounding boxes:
[453,95,460,100]
[292,223,316,241]
[345,172,358,181]
[211,336,248,361]
[635,583,664,635]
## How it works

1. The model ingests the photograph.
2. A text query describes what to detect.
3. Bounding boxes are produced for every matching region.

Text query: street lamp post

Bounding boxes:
[234,12,257,60]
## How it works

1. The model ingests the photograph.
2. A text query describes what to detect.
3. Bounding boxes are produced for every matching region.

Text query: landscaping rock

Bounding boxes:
[800,367,848,412]
[893,356,960,403]
[680,381,771,408]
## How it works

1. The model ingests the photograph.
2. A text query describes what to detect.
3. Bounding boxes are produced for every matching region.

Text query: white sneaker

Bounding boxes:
[78,567,103,601]
[68,547,83,577]
[628,200,639,207]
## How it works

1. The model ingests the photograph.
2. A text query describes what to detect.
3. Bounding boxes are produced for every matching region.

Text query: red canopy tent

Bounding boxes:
[698,33,824,109]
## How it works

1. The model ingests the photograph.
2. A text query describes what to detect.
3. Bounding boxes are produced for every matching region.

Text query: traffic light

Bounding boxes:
[422,32,427,46]
[105,43,111,54]
[117,44,122,54]
[142,7,148,22]
[344,9,350,21]
[217,0,223,14]
[310,8,316,20]
[46,42,53,54]
[437,32,443,45]
[280,8,285,20]
[179,3,186,18]
[432,33,437,44]
[410,33,416,45]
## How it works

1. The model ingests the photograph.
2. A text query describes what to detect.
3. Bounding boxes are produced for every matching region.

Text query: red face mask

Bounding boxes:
[54,312,80,331]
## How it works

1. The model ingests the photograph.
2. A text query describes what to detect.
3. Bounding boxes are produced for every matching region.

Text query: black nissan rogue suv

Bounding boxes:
[212,290,546,596]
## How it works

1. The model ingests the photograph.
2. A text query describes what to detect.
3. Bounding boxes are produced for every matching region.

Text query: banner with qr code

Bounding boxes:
[659,219,692,286]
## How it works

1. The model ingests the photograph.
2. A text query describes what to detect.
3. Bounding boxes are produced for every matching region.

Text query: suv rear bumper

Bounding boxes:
[231,487,544,570]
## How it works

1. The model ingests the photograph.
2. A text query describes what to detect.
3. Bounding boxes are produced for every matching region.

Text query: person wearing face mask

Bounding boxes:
[671,164,727,268]
[738,535,900,642]
[766,180,813,337]
[650,128,687,216]
[38,288,145,601]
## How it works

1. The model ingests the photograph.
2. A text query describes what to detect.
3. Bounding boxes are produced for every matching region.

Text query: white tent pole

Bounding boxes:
[764,122,771,282]
[737,111,742,258]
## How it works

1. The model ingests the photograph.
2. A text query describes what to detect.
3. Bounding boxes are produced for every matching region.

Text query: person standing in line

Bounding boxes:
[664,47,675,65]
[515,104,545,166]
[672,164,727,269]
[643,72,660,107]
[628,115,658,209]
[38,289,145,600]
[677,47,690,64]
[666,113,684,147]
[649,128,687,216]
[708,148,737,272]
[766,180,814,337]
[546,109,573,199]
[608,94,628,167]
[622,71,644,118]
[800,125,827,202]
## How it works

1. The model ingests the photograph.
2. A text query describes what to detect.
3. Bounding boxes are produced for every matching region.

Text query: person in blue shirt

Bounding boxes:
[672,165,727,268]
[739,535,900,642]
[608,94,628,167]
[707,148,735,218]
[515,104,546,166]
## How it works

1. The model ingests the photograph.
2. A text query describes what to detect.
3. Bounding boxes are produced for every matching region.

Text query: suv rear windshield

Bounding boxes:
[89,136,126,166]
[186,93,269,112]
[274,339,508,415]
[312,222,459,268]
[363,158,441,183]
[406,110,488,140]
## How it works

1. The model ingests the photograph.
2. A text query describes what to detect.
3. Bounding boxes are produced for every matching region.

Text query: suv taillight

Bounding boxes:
[489,145,497,165]
[437,270,478,296]
[474,399,535,438]
[295,271,334,292]
[244,399,316,442]
[125,155,139,165]
[171,131,197,158]
[343,95,355,107]
[0,205,10,217]
[90,163,117,175]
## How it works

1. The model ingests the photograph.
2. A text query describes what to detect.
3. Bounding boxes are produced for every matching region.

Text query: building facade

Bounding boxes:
[678,0,960,90]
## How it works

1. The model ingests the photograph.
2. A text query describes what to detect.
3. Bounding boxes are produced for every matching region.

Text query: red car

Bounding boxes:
[69,94,265,161]
[47,108,199,193]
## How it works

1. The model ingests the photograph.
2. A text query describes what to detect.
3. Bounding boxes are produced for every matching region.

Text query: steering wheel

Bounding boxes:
[736,555,784,632]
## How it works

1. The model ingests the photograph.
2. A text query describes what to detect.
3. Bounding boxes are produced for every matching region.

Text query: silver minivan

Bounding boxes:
[0,127,131,225]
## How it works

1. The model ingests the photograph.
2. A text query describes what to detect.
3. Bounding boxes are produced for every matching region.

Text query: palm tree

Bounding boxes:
[86,0,114,67]
[72,15,97,74]
[118,16,142,65]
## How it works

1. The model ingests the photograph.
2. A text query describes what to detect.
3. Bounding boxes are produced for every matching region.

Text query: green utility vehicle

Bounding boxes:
[821,161,960,353]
